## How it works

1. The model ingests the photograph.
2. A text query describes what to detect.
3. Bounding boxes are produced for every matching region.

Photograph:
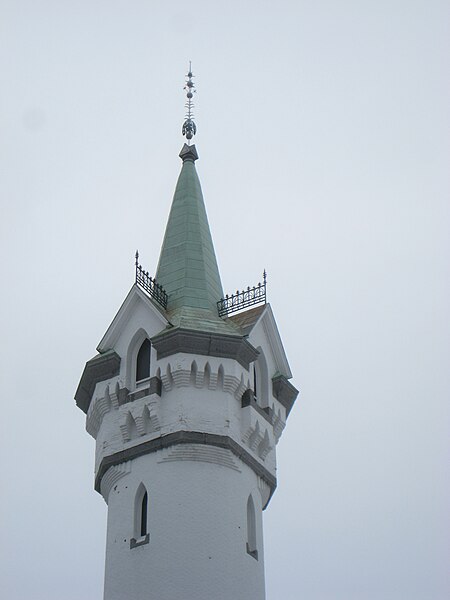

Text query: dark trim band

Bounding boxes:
[151,328,259,370]
[127,377,162,403]
[75,350,121,414]
[241,389,273,424]
[95,431,276,509]
[272,374,299,416]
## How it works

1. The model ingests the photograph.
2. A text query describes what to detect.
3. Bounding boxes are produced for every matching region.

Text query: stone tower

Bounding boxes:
[75,71,298,600]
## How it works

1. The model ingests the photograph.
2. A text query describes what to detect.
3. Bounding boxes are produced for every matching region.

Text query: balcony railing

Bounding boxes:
[135,251,168,310]
[217,271,267,317]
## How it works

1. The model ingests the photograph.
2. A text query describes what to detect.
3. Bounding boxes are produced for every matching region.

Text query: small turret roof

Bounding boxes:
[155,144,236,333]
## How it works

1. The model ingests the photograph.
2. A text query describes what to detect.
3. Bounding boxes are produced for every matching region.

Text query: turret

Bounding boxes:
[75,67,298,600]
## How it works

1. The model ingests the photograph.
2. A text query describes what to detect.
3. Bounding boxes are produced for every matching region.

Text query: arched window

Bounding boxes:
[253,350,269,407]
[246,495,258,559]
[140,491,148,537]
[253,364,258,400]
[130,484,150,548]
[136,339,151,382]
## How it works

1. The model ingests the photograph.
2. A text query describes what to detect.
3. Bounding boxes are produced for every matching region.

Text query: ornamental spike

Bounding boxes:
[182,61,197,144]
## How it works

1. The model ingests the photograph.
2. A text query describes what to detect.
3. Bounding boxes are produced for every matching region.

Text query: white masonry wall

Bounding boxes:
[94,361,273,600]
[90,354,282,483]
[83,290,291,600]
[103,449,265,600]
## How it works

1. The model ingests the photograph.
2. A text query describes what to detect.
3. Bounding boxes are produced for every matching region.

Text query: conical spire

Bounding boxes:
[154,65,239,336]
[155,144,224,315]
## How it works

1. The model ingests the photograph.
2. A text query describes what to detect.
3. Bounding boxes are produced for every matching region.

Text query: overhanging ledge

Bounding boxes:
[75,350,121,414]
[95,431,277,509]
[272,374,299,416]
[151,328,259,370]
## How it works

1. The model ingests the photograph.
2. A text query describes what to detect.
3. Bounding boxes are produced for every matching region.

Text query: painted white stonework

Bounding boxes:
[103,452,265,600]
[81,285,294,600]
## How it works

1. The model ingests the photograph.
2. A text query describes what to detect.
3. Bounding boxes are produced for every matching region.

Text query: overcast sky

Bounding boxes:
[1,2,449,599]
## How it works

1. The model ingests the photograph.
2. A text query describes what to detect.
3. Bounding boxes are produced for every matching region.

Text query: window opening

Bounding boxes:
[130,485,150,549]
[246,495,258,559]
[253,364,258,400]
[136,339,151,382]
[140,491,148,536]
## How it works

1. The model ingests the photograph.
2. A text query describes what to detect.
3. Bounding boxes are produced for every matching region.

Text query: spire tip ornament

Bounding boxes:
[182,62,197,144]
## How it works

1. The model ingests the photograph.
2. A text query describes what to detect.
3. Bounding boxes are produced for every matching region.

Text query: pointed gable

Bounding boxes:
[75,285,169,414]
[229,304,292,378]
[97,284,169,353]
[230,303,299,415]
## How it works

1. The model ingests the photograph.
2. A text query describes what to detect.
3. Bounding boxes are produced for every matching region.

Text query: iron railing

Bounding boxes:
[217,271,267,317]
[135,251,168,310]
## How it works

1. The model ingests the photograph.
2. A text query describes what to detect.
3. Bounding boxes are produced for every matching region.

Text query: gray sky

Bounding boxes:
[1,1,449,599]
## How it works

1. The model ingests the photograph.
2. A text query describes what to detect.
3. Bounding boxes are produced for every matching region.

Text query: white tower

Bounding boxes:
[75,69,298,600]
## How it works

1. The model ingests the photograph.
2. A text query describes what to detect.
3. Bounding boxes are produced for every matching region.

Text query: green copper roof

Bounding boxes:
[156,144,224,315]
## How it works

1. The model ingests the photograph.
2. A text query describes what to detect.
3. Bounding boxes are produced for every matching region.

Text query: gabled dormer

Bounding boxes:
[75,284,168,415]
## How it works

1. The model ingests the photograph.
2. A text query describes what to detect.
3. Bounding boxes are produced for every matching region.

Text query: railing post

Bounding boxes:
[217,271,268,317]
[134,252,168,310]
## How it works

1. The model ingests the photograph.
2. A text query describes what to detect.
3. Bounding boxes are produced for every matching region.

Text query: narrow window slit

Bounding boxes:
[246,495,258,560]
[130,485,150,549]
[140,491,148,537]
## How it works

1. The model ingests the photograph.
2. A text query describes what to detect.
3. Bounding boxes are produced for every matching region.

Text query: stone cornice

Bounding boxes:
[95,431,277,509]
[151,328,259,370]
[272,374,299,416]
[75,350,121,414]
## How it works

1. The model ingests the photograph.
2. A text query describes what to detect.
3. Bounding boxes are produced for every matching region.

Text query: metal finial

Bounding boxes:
[182,61,197,144]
